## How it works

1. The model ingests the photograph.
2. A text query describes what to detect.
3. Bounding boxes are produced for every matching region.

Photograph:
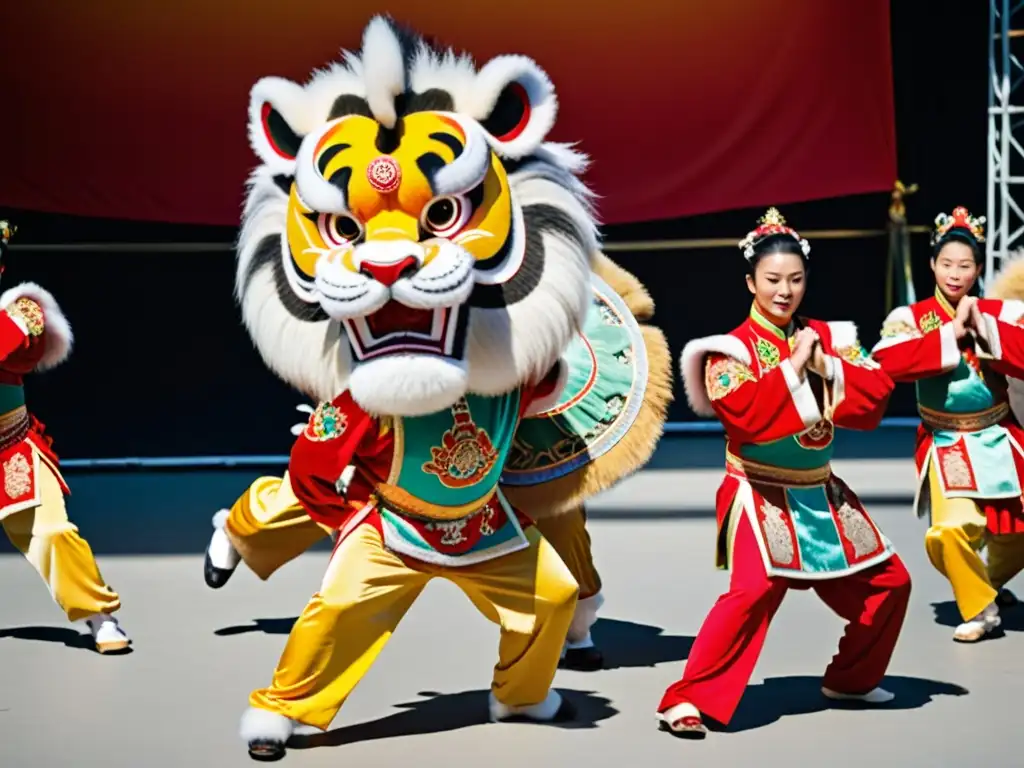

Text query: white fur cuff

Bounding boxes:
[939,323,961,371]
[239,707,296,744]
[781,359,821,428]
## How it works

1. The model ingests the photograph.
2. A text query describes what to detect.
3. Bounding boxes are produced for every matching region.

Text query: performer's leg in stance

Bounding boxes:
[813,555,912,699]
[657,515,908,737]
[1,460,129,653]
[533,504,605,670]
[986,532,1024,610]
[657,515,788,736]
[923,462,1001,641]
[205,471,332,588]
[240,524,578,760]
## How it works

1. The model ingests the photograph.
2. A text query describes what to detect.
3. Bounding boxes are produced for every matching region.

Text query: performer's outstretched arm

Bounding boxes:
[975,303,1024,379]
[288,392,375,530]
[705,353,822,444]
[870,307,960,382]
[815,347,894,431]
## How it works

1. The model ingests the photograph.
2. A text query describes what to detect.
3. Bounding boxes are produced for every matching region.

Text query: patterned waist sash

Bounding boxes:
[918,402,1009,432]
[726,452,831,488]
[0,406,30,453]
[372,484,498,522]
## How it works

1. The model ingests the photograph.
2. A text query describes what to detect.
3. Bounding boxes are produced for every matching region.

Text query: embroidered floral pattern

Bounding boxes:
[3,453,32,499]
[835,344,881,369]
[940,445,975,490]
[424,518,469,546]
[756,338,781,371]
[5,298,44,337]
[422,398,499,488]
[303,402,348,441]
[918,311,942,334]
[705,357,755,400]
[880,320,919,339]
[837,503,879,558]
[761,500,795,565]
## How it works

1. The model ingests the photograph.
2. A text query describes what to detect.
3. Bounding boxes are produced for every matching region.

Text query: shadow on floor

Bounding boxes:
[214,615,695,671]
[591,618,694,670]
[287,688,617,751]
[214,617,297,636]
[718,674,969,733]
[930,598,1024,633]
[0,625,133,654]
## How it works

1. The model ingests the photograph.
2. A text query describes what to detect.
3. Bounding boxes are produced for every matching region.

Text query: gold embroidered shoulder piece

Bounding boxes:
[5,298,44,337]
[918,310,942,334]
[879,319,919,340]
[705,355,755,401]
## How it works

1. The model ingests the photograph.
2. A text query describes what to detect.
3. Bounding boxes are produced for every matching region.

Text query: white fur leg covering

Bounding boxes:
[489,689,563,722]
[208,509,242,570]
[239,707,295,744]
[567,592,604,644]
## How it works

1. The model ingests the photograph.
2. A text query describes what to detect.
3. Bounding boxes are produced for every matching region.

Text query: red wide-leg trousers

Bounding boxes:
[658,514,911,726]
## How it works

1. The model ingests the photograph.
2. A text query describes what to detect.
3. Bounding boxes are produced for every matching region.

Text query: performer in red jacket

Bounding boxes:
[0,221,129,653]
[657,208,911,737]
[871,207,1024,641]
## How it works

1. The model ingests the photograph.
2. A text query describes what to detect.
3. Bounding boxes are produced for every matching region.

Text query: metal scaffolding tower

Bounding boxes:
[987,1,1024,282]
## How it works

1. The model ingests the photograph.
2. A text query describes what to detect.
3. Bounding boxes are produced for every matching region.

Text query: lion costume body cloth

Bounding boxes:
[236,17,669,753]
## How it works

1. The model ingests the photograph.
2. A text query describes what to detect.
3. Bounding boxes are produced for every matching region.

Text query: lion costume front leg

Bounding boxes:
[243,389,579,759]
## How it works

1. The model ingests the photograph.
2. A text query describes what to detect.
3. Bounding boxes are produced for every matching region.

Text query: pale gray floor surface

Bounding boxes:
[0,460,1018,767]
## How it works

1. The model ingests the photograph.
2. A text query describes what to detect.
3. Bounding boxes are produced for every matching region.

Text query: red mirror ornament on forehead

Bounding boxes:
[367,156,402,193]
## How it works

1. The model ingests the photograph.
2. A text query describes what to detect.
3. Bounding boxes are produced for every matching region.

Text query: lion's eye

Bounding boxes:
[318,213,364,247]
[420,195,470,238]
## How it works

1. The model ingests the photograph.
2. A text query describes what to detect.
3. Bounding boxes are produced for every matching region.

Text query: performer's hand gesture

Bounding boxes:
[953,296,976,341]
[790,328,819,379]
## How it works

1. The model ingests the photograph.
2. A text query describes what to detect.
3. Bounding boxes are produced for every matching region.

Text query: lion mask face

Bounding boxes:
[237,16,598,416]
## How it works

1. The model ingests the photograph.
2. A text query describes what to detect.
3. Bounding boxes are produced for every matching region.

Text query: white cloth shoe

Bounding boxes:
[85,613,131,654]
[821,686,895,704]
[953,602,1001,642]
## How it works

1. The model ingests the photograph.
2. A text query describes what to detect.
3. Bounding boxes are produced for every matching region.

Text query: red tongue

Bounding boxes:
[366,301,434,337]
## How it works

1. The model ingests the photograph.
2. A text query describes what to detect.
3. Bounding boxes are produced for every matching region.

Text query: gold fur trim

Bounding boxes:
[591,252,655,321]
[5,298,44,337]
[502,324,673,519]
[988,255,1024,301]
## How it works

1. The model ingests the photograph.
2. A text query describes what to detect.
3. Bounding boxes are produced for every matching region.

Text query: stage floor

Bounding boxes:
[0,459,1019,767]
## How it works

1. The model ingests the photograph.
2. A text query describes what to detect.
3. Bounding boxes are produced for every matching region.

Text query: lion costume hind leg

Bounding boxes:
[502,253,673,670]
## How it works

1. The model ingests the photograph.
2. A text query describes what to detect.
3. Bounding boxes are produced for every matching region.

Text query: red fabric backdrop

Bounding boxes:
[0,1,895,226]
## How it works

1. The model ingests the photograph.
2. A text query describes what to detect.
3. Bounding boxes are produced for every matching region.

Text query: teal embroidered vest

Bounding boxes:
[378,391,522,517]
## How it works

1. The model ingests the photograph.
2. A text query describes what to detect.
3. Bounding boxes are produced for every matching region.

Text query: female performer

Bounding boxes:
[659,208,911,737]
[871,207,1024,642]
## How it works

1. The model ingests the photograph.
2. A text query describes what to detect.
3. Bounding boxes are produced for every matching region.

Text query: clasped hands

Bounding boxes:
[952,296,991,354]
[790,327,828,381]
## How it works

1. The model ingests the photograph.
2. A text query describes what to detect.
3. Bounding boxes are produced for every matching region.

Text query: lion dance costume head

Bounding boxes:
[237,16,599,417]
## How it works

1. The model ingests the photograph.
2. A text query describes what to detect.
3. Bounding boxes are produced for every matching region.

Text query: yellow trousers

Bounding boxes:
[925,460,1024,621]
[224,471,332,580]
[224,475,605,598]
[1,457,120,622]
[249,522,578,729]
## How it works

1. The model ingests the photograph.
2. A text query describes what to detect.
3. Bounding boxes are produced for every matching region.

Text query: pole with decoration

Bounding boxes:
[886,180,918,313]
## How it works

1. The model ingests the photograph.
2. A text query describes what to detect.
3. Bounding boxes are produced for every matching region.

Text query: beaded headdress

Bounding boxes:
[931,206,985,246]
[738,207,811,261]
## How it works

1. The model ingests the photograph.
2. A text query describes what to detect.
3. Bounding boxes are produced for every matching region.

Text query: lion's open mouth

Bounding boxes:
[343,301,468,361]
